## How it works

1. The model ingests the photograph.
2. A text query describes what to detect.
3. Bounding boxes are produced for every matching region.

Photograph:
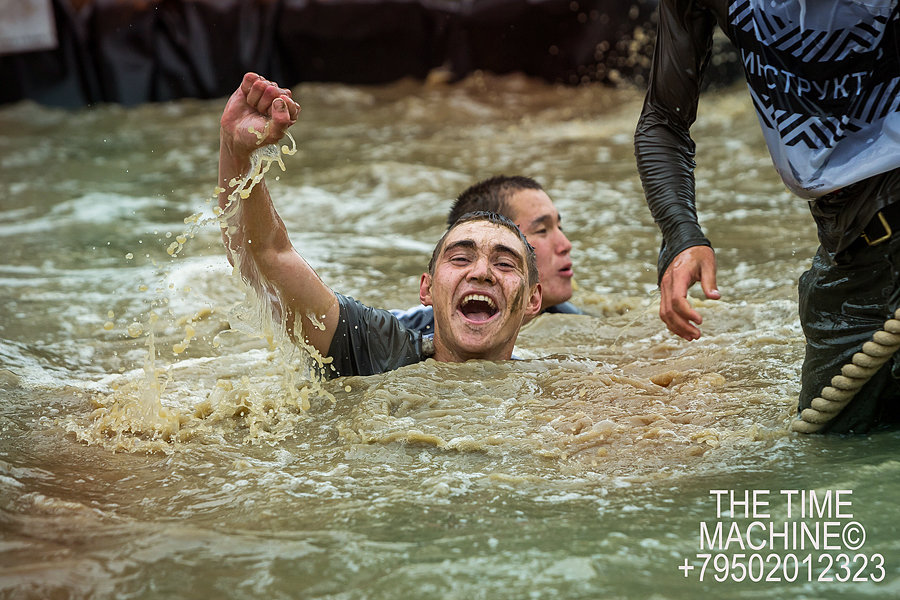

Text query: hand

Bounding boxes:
[220,72,301,162]
[659,245,719,341]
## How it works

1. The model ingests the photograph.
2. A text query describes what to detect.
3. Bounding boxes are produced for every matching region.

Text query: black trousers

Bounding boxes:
[798,235,900,433]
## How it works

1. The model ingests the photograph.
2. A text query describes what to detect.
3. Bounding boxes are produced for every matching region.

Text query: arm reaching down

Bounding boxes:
[217,72,339,356]
[633,0,721,340]
[658,245,719,341]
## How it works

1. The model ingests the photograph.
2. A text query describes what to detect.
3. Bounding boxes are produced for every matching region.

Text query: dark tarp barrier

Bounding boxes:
[0,0,666,107]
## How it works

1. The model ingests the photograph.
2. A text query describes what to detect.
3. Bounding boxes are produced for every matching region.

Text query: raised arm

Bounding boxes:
[633,0,720,340]
[218,73,339,356]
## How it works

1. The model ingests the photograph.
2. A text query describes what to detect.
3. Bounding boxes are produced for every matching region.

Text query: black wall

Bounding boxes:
[0,0,664,107]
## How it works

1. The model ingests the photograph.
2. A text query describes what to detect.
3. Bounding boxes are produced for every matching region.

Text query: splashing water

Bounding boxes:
[6,77,898,600]
[65,131,336,453]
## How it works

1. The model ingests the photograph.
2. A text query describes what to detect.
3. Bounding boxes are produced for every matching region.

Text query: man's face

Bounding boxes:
[420,220,542,362]
[508,189,573,310]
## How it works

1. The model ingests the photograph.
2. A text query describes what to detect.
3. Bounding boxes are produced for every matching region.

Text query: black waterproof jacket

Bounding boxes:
[635,0,900,279]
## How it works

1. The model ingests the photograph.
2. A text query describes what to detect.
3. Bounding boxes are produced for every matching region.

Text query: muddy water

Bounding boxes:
[1,74,898,599]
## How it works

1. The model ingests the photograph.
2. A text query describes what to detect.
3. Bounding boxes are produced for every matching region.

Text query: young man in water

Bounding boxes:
[393,175,580,335]
[218,73,542,377]
[634,0,900,433]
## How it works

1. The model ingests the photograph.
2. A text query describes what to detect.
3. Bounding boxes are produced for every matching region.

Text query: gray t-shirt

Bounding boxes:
[326,293,432,378]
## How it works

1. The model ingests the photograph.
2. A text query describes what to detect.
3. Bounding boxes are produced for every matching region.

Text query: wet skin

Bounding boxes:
[420,221,542,363]
[507,189,574,311]
[219,73,544,364]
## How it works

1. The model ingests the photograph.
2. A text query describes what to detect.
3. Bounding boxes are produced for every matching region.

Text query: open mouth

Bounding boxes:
[458,293,499,323]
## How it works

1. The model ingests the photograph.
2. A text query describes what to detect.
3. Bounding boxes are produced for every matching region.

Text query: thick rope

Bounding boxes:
[791,307,900,433]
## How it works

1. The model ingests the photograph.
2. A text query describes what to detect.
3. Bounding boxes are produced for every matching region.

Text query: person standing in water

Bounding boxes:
[635,1,900,433]
[218,73,542,377]
[393,175,580,336]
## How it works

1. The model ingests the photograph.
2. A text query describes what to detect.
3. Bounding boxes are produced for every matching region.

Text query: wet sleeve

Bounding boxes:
[327,294,426,378]
[634,0,717,283]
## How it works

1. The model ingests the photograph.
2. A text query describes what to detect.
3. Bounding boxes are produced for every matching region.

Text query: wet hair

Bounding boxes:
[447,175,544,227]
[428,211,539,287]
